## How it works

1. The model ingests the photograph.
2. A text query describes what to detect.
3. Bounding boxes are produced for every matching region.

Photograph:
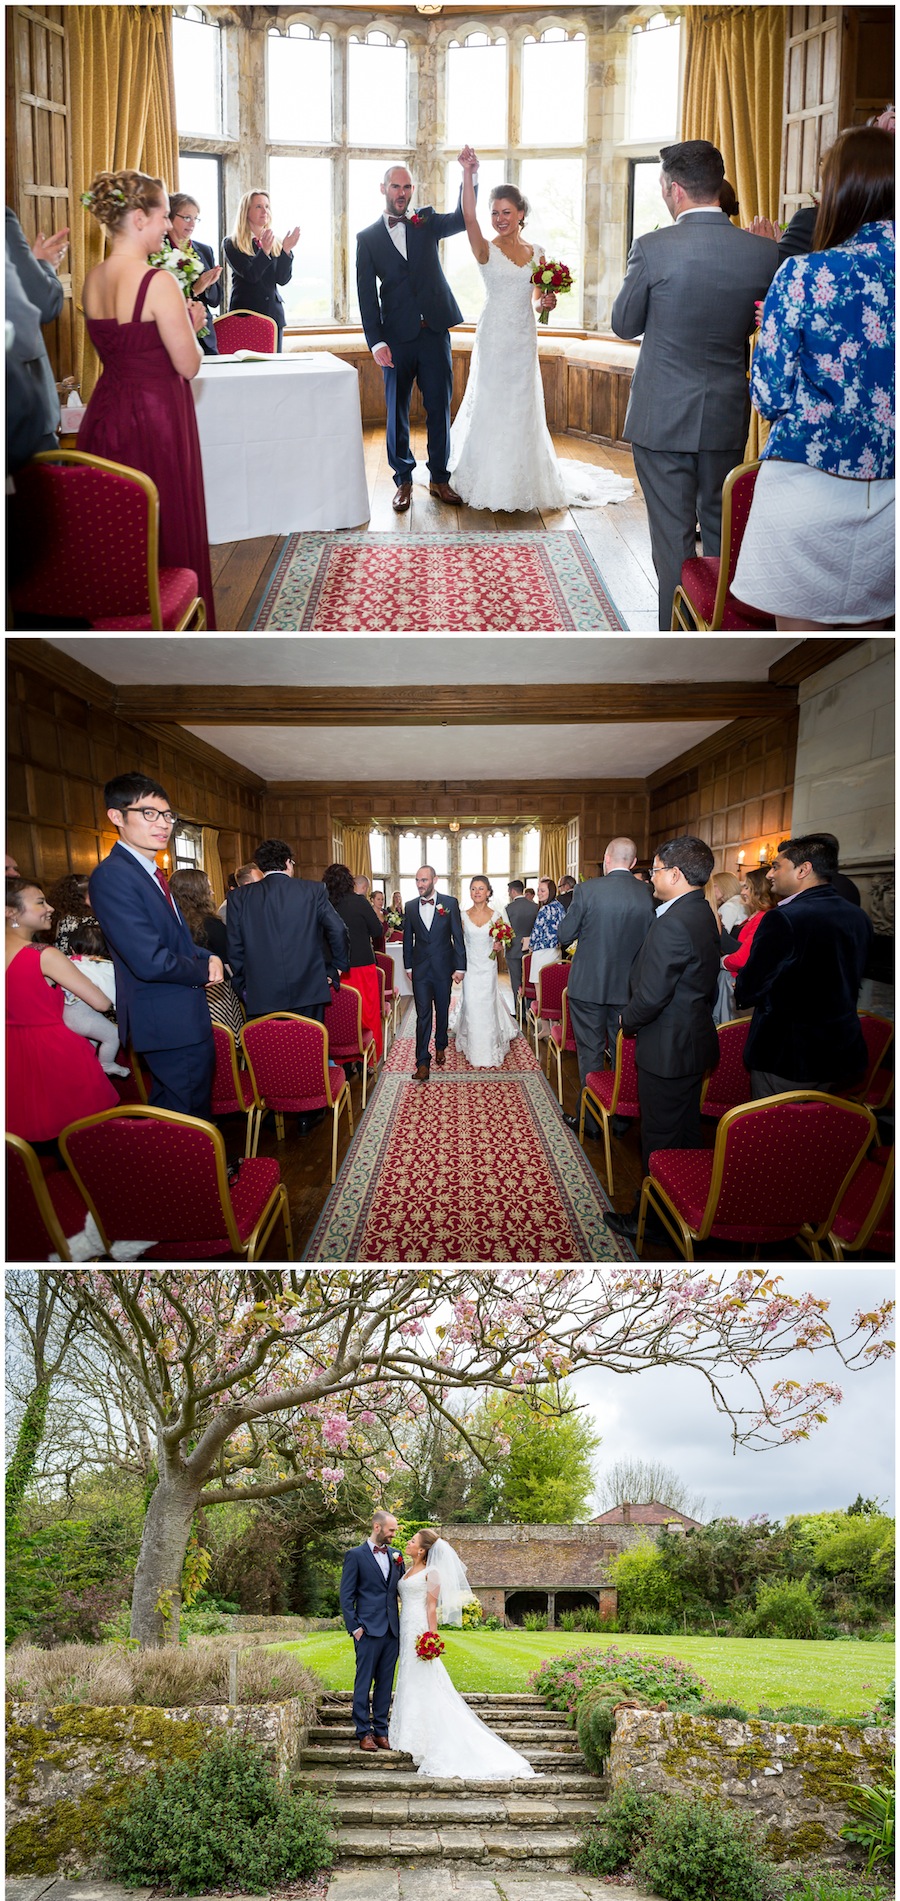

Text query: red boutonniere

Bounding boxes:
[436,903,448,917]
[410,210,427,227]
[393,1552,402,1566]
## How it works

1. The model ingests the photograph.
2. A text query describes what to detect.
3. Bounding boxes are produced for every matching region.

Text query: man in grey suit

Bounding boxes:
[558,839,654,1140]
[611,140,778,630]
[506,880,539,1023]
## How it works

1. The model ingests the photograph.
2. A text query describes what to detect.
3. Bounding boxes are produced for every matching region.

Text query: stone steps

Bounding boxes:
[304,1693,602,1870]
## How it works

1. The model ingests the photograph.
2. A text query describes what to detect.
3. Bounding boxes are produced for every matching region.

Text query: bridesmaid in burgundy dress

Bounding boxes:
[78,169,216,628]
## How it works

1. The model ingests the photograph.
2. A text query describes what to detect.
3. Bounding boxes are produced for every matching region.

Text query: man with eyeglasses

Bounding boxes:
[605,835,719,1245]
[89,773,222,1115]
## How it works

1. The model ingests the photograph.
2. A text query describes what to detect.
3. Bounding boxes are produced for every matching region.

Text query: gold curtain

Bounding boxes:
[540,824,568,887]
[339,824,374,883]
[202,827,225,908]
[69,7,179,401]
[682,8,786,223]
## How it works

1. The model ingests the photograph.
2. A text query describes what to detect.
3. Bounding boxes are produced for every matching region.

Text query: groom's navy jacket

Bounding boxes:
[403,893,467,981]
[356,196,468,350]
[340,1541,404,1639]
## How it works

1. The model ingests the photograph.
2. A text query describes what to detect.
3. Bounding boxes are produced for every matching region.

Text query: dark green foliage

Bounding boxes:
[522,1610,548,1631]
[481,1614,505,1631]
[741,1575,823,1640]
[5,1381,51,1521]
[102,1735,335,1891]
[530,1643,708,1716]
[840,1757,894,1872]
[558,1606,615,1633]
[572,1783,660,1875]
[576,1679,636,1773]
[700,1699,750,1720]
[622,1611,680,1635]
[783,1868,896,1900]
[757,1702,830,1725]
[631,1792,782,1901]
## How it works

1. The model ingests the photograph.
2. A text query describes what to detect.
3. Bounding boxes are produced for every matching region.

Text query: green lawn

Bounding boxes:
[272,1629,893,1720]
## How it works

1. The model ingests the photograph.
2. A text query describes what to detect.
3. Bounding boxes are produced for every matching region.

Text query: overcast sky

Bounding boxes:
[571,1268,895,1522]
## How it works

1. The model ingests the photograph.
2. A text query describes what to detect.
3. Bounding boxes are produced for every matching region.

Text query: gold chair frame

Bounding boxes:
[636,1092,877,1263]
[6,1132,77,1261]
[31,451,207,631]
[824,1146,894,1259]
[671,459,762,632]
[578,1028,633,1196]
[336,979,378,1110]
[240,1012,352,1184]
[59,1103,293,1261]
[213,1023,257,1157]
[546,989,574,1106]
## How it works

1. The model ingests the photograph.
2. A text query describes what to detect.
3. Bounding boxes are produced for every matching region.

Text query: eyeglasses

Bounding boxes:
[128,807,177,824]
[176,214,197,225]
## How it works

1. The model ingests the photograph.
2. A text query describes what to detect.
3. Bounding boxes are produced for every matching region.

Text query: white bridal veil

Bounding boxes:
[424,1536,477,1627]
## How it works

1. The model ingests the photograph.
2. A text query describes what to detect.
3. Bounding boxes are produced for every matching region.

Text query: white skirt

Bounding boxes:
[732,459,895,622]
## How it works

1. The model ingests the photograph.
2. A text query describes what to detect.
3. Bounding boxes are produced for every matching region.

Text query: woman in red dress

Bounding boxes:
[723,868,777,973]
[78,169,216,628]
[6,879,119,1143]
[323,863,384,1063]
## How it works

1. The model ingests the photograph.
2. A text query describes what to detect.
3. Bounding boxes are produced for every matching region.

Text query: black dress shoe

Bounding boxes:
[297,1109,325,1134]
[562,1112,600,1141]
[611,1116,631,1138]
[605,1208,669,1245]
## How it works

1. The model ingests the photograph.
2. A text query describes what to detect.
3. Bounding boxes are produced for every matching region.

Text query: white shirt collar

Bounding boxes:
[116,839,165,878]
[676,206,726,220]
[654,890,690,917]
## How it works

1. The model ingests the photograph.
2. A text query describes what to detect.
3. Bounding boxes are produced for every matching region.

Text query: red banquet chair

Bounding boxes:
[547,989,579,1105]
[822,1145,894,1259]
[373,962,393,1057]
[518,952,535,1031]
[671,462,776,632]
[58,1105,292,1261]
[637,1092,877,1262]
[374,951,401,1042]
[579,1030,641,1196]
[700,1015,754,1120]
[213,310,278,354]
[210,1024,257,1158]
[241,1013,351,1184]
[8,452,206,631]
[834,1013,894,1105]
[324,980,377,1109]
[530,960,569,1060]
[6,1134,91,1262]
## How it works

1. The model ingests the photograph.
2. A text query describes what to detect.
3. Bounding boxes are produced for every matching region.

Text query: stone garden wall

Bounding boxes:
[610,1708,895,1864]
[6,1698,308,1879]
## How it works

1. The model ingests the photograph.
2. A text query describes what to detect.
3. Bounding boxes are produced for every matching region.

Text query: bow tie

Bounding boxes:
[388,215,409,228]
[420,898,435,906]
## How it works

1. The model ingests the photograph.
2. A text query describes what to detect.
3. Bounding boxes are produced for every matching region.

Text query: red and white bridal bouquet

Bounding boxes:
[488,918,514,962]
[415,1632,445,1661]
[531,258,574,325]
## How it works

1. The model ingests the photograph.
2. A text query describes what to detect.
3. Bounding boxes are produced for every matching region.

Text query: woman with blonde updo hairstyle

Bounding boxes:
[78,166,217,625]
[223,189,299,352]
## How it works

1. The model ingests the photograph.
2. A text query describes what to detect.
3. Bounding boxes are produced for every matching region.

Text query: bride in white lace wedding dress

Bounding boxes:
[452,877,518,1069]
[449,149,633,515]
[388,1530,535,1780]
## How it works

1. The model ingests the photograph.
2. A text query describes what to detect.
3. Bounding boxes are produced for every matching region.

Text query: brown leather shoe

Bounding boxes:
[392,482,413,512]
[435,1047,446,1067]
[374,1736,392,1750]
[413,1064,430,1082]
[359,1734,377,1751]
[429,480,462,504]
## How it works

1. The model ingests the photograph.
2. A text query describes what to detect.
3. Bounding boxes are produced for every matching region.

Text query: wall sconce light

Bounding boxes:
[162,851,170,870]
[449,820,460,833]
[758,846,768,865]
[736,849,745,868]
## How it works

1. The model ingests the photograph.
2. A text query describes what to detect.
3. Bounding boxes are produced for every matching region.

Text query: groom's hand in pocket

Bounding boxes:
[353,1627,364,1641]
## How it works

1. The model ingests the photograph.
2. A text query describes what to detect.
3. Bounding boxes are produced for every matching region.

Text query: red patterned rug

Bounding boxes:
[251,531,626,631]
[303,1009,635,1263]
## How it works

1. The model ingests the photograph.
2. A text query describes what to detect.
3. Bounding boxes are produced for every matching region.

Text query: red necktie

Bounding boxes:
[155,868,176,912]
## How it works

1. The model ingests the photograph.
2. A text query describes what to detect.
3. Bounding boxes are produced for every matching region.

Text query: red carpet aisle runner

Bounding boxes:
[303,1009,635,1262]
[250,531,626,631]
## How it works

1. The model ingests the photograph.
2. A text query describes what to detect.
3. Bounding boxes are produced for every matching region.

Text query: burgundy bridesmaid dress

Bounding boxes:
[79,269,217,628]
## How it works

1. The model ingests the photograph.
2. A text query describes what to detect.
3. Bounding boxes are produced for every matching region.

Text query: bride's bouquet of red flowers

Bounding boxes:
[415,1632,445,1661]
[488,918,515,962]
[531,259,574,325]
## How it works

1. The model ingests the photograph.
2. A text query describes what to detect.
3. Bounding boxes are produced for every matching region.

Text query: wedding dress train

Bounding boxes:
[449,244,634,515]
[452,909,518,1069]
[388,1570,535,1779]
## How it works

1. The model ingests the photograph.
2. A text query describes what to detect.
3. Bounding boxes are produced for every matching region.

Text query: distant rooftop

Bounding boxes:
[591,1500,704,1529]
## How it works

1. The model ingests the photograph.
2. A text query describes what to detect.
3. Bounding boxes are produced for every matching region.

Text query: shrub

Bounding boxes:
[522,1611,548,1631]
[840,1757,895,1873]
[461,1598,483,1629]
[783,1869,896,1900]
[611,1539,683,1627]
[622,1611,680,1635]
[102,1735,335,1890]
[558,1609,581,1631]
[700,1699,750,1721]
[756,1702,829,1726]
[632,1792,781,1901]
[31,1582,132,1649]
[573,1782,660,1876]
[482,1615,505,1631]
[529,1644,708,1717]
[741,1575,823,1640]
[6,1639,322,1715]
[871,1680,894,1725]
[576,1679,636,1774]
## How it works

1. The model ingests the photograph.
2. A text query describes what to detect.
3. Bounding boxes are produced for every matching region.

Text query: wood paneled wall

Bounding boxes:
[6,6,76,383]
[648,713,799,878]
[6,648,265,889]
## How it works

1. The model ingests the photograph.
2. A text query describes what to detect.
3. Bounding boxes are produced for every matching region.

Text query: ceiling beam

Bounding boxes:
[768,638,862,685]
[113,681,797,726]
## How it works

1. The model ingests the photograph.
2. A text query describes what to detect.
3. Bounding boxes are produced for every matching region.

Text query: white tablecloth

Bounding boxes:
[192,352,369,543]
[385,943,413,997]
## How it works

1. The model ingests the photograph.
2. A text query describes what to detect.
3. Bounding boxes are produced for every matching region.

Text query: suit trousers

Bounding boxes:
[383,325,453,485]
[141,1036,215,1117]
[567,996,624,1132]
[637,1067,706,1176]
[632,444,739,630]
[751,1068,832,1100]
[506,953,523,1015]
[352,1629,399,1737]
[412,967,452,1068]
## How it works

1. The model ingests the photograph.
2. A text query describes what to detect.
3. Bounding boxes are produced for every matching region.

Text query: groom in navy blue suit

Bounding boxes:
[403,865,467,1081]
[340,1510,405,1749]
[356,158,474,513]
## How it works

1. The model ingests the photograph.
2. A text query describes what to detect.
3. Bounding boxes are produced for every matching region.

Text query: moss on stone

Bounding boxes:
[763,1820,830,1863]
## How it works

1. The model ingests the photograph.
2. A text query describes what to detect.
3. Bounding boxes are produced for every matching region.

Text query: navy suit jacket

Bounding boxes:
[402,894,467,981]
[340,1541,404,1639]
[622,890,720,1078]
[88,843,212,1052]
[226,873,349,1017]
[734,883,873,1083]
[356,196,468,351]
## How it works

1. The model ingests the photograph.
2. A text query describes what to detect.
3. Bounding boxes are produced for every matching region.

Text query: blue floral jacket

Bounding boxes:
[751,221,894,479]
[529,898,566,952]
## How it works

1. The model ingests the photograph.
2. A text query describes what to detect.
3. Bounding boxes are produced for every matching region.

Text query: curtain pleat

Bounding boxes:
[339,824,374,883]
[682,7,786,223]
[70,7,179,401]
[540,825,568,886]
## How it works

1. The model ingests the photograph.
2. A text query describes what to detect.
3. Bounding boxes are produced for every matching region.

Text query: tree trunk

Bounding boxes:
[130,1465,200,1647]
[5,1381,51,1525]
